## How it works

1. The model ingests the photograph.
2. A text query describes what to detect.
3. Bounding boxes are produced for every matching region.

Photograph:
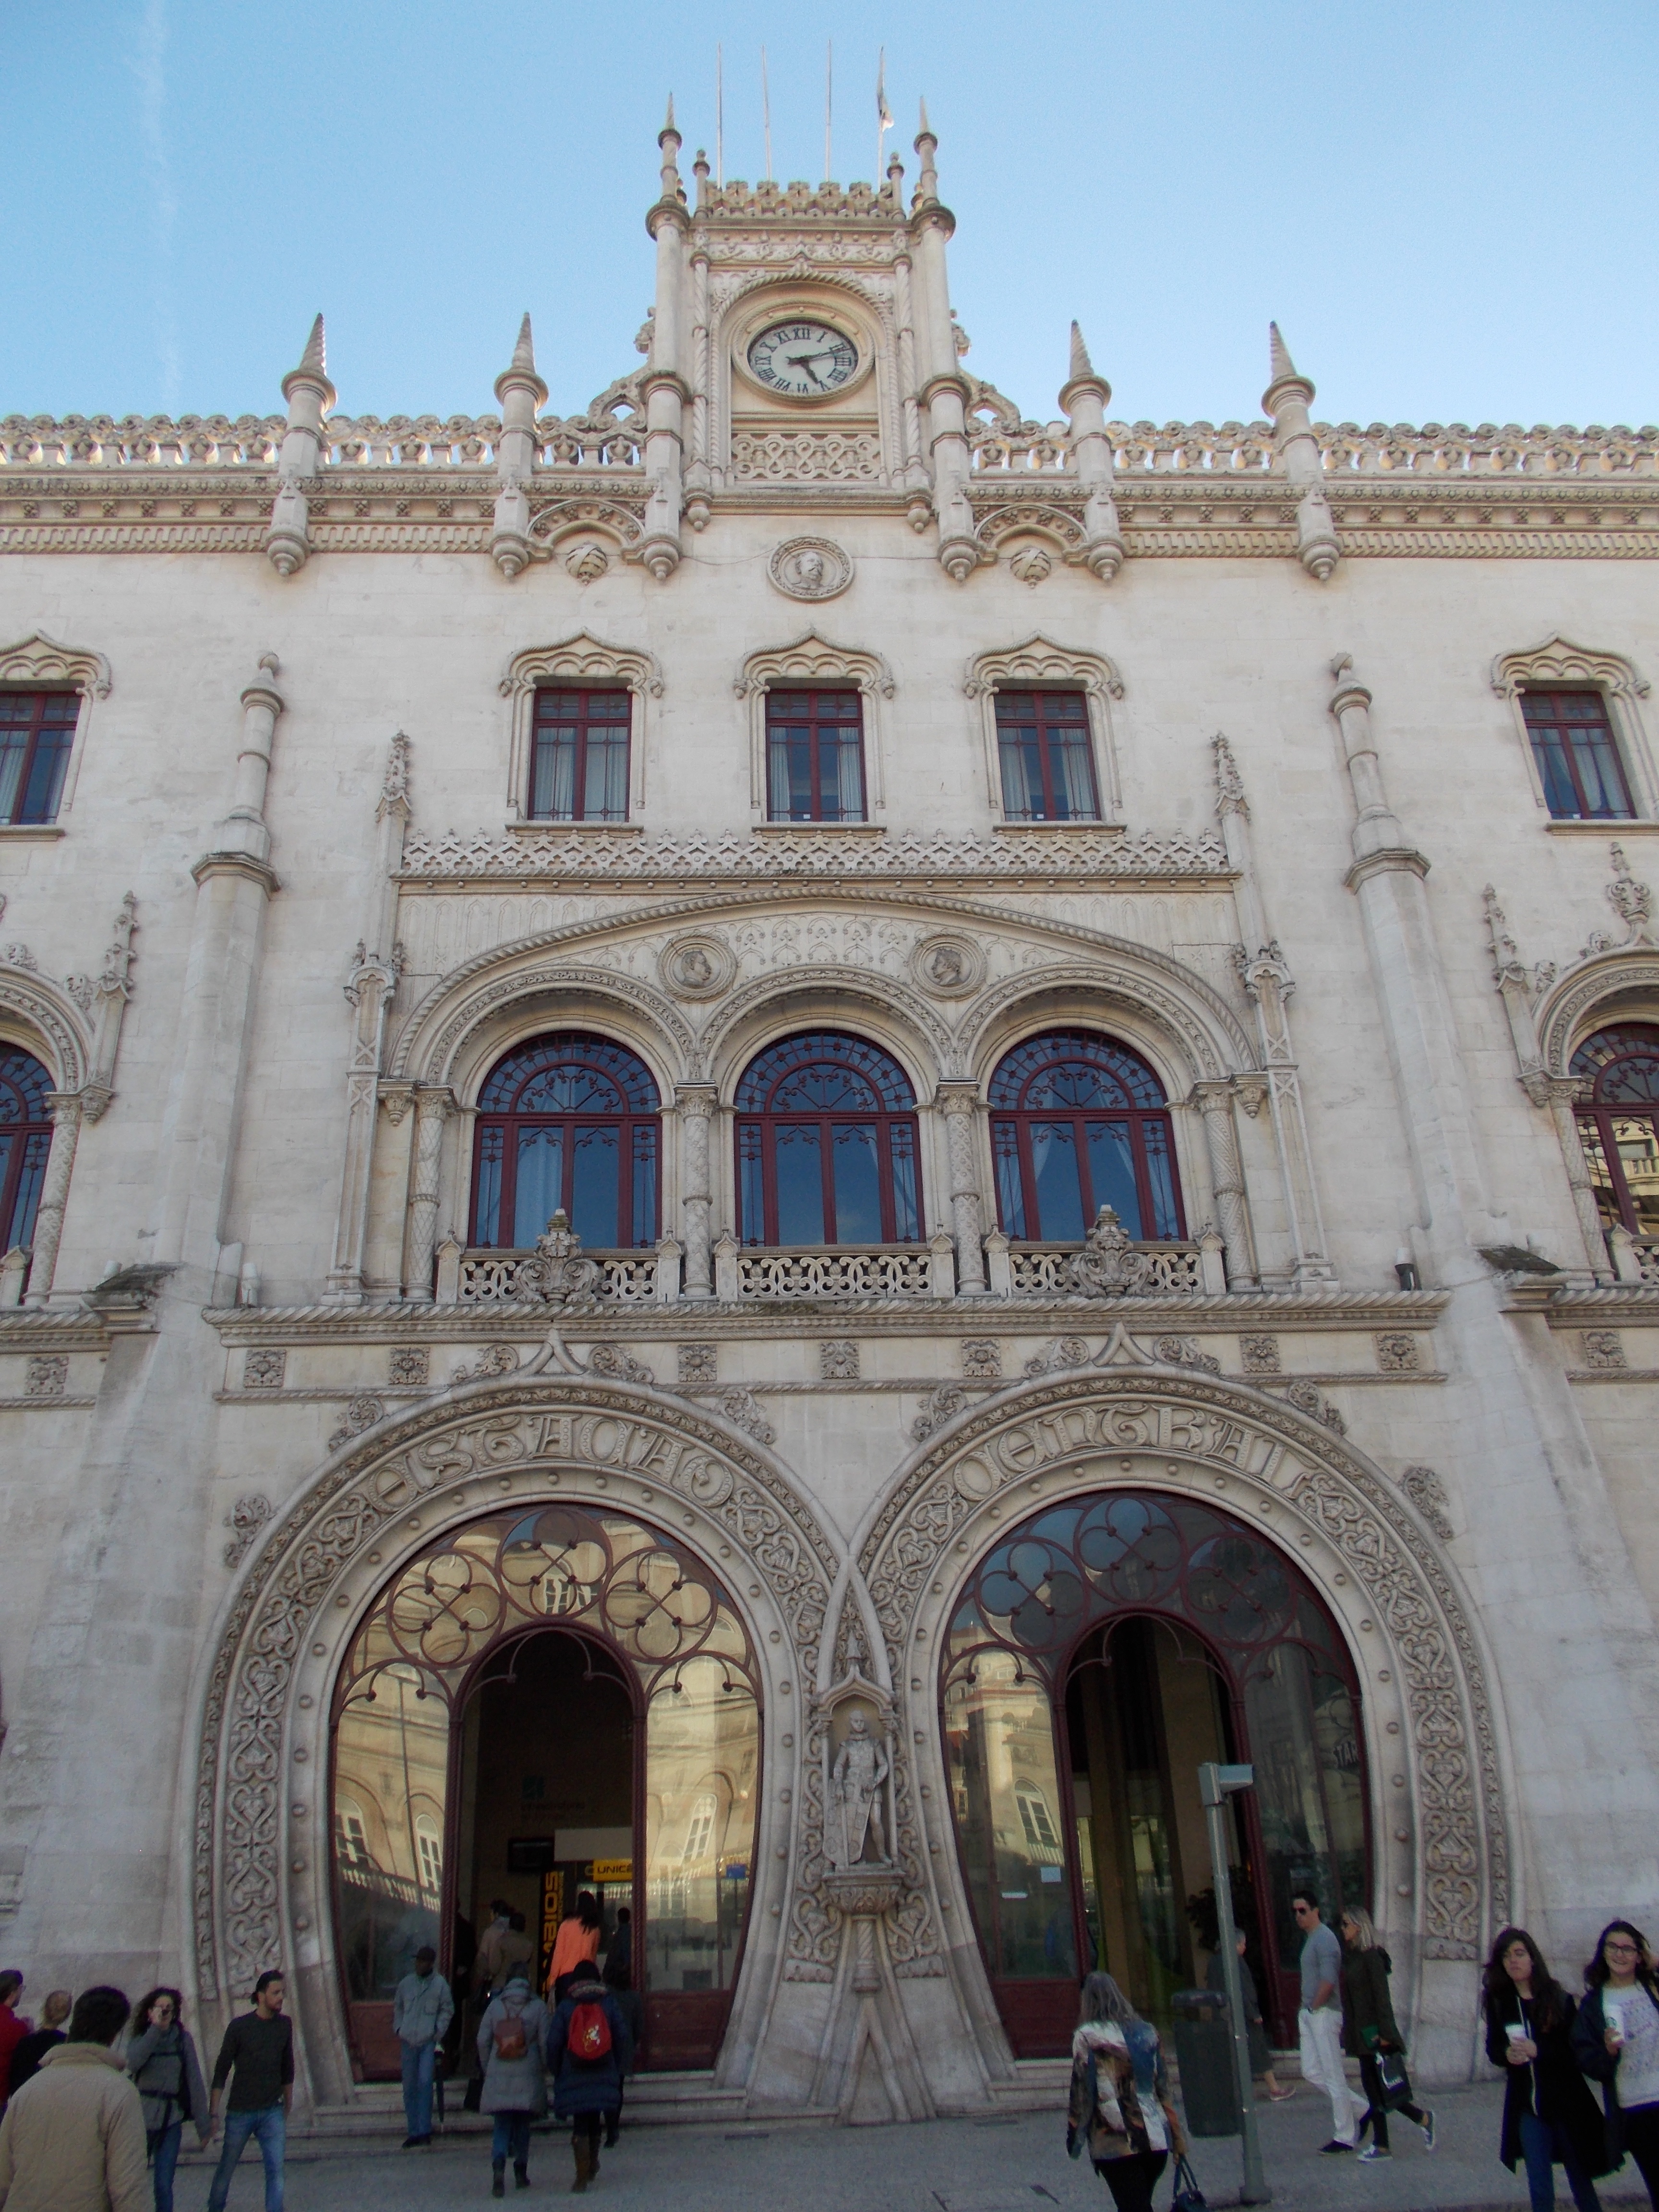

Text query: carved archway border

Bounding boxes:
[396,962,698,1091]
[1538,953,1659,1078]
[190,1376,842,2103]
[855,1366,1510,1984]
[0,965,92,1092]
[700,962,955,1091]
[955,958,1256,1088]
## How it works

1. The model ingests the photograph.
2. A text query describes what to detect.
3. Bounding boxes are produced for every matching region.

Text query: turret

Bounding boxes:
[265,316,334,577]
[490,314,548,579]
[1262,323,1340,582]
[639,97,690,580]
[1058,322,1125,582]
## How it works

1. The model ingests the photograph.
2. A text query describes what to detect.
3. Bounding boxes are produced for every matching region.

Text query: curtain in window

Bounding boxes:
[998,730,1040,822]
[531,721,577,820]
[584,724,629,820]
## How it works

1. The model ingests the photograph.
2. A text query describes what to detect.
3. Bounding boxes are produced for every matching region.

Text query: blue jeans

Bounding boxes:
[491,2113,532,2170]
[400,2040,435,2138]
[1519,2111,1602,2212]
[206,2104,285,2212]
[146,2121,182,2212]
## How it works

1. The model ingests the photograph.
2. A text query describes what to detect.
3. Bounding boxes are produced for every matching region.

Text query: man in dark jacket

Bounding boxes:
[545,1966,632,2193]
[205,1971,293,2212]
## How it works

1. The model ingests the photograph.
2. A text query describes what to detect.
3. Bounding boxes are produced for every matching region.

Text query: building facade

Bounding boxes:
[2,109,1658,2123]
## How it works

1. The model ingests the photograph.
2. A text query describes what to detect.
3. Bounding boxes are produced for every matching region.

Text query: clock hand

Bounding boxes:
[786,354,829,390]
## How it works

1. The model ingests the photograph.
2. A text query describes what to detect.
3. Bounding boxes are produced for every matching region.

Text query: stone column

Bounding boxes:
[1262,324,1340,582]
[677,1085,717,1297]
[1058,324,1125,581]
[265,318,335,577]
[936,1085,987,1294]
[22,1092,83,1305]
[1189,1080,1256,1287]
[404,1086,454,1301]
[909,108,977,580]
[1545,1077,1617,1281]
[638,103,689,581]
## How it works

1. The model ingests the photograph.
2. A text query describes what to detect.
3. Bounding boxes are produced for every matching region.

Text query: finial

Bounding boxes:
[914,98,939,204]
[511,313,535,374]
[1268,321,1297,383]
[1070,321,1094,382]
[281,313,335,410]
[661,93,678,142]
[1262,319,1315,415]
[918,96,933,141]
[299,314,326,375]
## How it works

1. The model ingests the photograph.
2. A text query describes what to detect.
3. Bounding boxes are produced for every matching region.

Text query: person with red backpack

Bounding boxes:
[475,1972,548,2199]
[545,1965,632,2193]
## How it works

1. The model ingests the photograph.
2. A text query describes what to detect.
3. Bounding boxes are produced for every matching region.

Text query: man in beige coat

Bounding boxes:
[0,1985,150,2212]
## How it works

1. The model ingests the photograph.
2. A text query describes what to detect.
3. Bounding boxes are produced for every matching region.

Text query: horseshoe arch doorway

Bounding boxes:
[328,1502,761,2079]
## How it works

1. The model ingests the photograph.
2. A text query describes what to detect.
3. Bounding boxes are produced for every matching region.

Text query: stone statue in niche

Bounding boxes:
[828,1708,891,1868]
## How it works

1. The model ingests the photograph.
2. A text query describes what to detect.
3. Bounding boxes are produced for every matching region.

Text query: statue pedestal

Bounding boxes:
[821,1865,903,1994]
[810,1865,935,2119]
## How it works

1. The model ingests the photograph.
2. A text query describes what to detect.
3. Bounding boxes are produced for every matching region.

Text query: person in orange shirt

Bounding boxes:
[546,1894,602,2003]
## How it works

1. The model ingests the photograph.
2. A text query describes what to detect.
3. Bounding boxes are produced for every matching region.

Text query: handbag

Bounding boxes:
[1376,2049,1413,2110]
[1171,2152,1207,2211]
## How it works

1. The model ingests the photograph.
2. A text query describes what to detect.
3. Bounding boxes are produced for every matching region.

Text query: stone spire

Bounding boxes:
[913,99,939,204]
[1058,322,1123,583]
[1260,321,1339,582]
[266,314,335,576]
[491,313,549,580]
[659,94,684,203]
[640,92,691,581]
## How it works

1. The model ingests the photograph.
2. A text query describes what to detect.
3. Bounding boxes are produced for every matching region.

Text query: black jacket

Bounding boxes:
[1489,1990,1611,2177]
[1339,1946,1403,2061]
[1571,1979,1659,2164]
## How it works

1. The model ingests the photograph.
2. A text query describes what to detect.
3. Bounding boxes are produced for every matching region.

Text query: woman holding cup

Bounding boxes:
[1484,1927,1609,2212]
[1574,1920,1659,2205]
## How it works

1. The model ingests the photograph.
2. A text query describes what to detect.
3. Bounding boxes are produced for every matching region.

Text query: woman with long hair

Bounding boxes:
[1573,1920,1659,2206]
[546,1889,604,2005]
[1486,1926,1609,2212]
[1337,1905,1434,2161]
[1065,1972,1186,2212]
[127,1988,210,2212]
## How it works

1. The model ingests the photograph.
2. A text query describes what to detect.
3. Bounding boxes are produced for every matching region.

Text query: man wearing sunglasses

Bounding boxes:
[1292,1892,1368,2153]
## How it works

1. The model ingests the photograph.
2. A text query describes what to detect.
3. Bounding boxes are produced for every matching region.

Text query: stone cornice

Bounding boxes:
[1546,1286,1659,1322]
[0,1311,112,1352]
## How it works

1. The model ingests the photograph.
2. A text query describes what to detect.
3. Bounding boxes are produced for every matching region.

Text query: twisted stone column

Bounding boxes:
[23,1092,83,1305]
[1190,1081,1256,1288]
[677,1085,717,1297]
[404,1086,454,1300]
[937,1086,987,1294]
[1546,1077,1617,1281]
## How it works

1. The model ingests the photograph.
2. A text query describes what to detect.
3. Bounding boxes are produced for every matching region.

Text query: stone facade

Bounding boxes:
[2,108,1659,2124]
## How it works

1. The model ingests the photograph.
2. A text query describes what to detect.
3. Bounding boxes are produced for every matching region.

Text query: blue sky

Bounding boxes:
[6,1,1656,432]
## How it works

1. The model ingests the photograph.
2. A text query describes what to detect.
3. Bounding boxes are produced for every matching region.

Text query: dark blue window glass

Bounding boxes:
[735,1032,922,1246]
[988,1031,1184,1243]
[469,1033,659,1253]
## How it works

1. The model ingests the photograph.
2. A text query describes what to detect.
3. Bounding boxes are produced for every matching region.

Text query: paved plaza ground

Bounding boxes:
[175,2080,1648,2212]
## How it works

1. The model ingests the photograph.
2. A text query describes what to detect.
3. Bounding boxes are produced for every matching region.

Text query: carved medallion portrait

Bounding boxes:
[658,932,736,1000]
[768,535,854,602]
[909,933,986,998]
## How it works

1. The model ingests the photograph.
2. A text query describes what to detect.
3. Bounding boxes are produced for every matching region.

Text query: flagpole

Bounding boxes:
[761,45,771,180]
[716,42,723,187]
[876,48,893,181]
[824,40,832,182]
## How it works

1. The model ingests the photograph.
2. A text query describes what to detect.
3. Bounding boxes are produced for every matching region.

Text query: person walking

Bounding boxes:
[546,1892,602,2004]
[1205,1931,1292,2101]
[0,1983,149,2212]
[1573,1919,1659,2207]
[1487,1926,1610,2212]
[546,1962,632,2195]
[393,1945,453,2149]
[476,1971,548,2197]
[1336,1906,1434,2160]
[1065,1971,1185,2212]
[7,1994,70,2096]
[125,1991,208,2212]
[601,1909,642,2148]
[471,1903,517,2001]
[1291,1890,1368,2153]
[0,1976,27,2116]
[204,1970,292,2212]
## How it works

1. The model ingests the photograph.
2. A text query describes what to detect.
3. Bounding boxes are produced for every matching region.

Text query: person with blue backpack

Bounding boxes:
[545,1962,633,2194]
[1066,1972,1190,2212]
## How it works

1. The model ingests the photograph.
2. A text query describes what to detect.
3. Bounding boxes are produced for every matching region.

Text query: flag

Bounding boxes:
[877,48,893,131]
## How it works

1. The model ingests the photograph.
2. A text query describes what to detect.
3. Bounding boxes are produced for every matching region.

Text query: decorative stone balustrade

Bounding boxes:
[998,1240,1204,1297]
[1,408,647,475]
[455,1247,673,1305]
[721,1240,952,1301]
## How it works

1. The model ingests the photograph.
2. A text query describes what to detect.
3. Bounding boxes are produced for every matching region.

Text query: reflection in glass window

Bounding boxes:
[735,1032,923,1246]
[1522,690,1634,820]
[529,689,631,822]
[645,1659,758,1994]
[1572,1022,1659,1236]
[470,1034,660,1251]
[0,1046,53,1260]
[0,693,77,826]
[765,690,866,822]
[944,1649,1078,1982]
[995,691,1100,822]
[989,1031,1184,1242]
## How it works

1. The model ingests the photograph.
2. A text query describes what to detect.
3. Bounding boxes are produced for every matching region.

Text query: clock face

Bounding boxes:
[745,320,860,398]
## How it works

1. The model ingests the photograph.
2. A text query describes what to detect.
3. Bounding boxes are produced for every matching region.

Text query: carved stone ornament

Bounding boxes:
[768,535,854,601]
[1491,635,1650,703]
[451,1342,521,1383]
[0,629,112,698]
[677,1343,717,1384]
[1400,1466,1455,1541]
[820,1340,859,1381]
[1583,1329,1627,1370]
[911,1383,969,1442]
[388,1345,430,1387]
[859,1368,1510,1965]
[823,1704,893,1871]
[243,1347,285,1391]
[222,1493,272,1569]
[961,1339,1001,1379]
[657,933,736,1001]
[1376,1333,1422,1374]
[908,934,986,998]
[1068,1205,1156,1296]
[1240,1334,1281,1374]
[517,1211,601,1303]
[328,1393,385,1451]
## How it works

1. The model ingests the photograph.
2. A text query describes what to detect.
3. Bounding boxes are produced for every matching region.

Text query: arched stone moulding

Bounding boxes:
[963,635,1127,826]
[498,634,663,825]
[1538,951,1659,1080]
[734,632,896,821]
[189,1374,840,2112]
[1491,635,1658,820]
[0,966,93,1096]
[854,1358,1513,2079]
[0,630,112,819]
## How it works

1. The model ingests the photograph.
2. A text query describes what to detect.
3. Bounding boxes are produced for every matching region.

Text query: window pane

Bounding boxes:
[513,1126,565,1245]
[531,726,577,819]
[1084,1119,1142,1237]
[998,730,1041,821]
[631,1126,658,1249]
[830,1123,882,1243]
[1141,1119,1182,1239]
[1028,1122,1085,1242]
[0,724,25,824]
[8,1130,49,1250]
[1050,727,1100,821]
[1611,1115,1659,1233]
[643,1659,758,1994]
[1576,1113,1623,1229]
[584,726,629,822]
[768,727,813,821]
[1572,723,1635,819]
[474,1126,505,1247]
[774,1124,825,1244]
[992,1120,1027,1238]
[944,1651,1077,1982]
[333,1664,449,2001]
[1245,1644,1363,1979]
[829,728,866,821]
[17,725,72,825]
[888,1121,921,1243]
[1524,691,1634,820]
[738,1123,765,1244]
[570,1126,620,1248]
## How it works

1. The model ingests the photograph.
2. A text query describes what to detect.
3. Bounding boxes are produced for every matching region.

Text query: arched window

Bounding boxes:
[1572,1022,1659,1234]
[471,1033,660,1250]
[988,1031,1183,1243]
[0,1046,53,1255]
[735,1032,921,1247]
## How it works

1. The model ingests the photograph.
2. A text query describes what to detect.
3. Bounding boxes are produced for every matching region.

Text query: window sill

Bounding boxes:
[0,823,65,841]
[1544,818,1659,835]
[752,820,886,834]
[505,818,644,835]
[992,818,1123,833]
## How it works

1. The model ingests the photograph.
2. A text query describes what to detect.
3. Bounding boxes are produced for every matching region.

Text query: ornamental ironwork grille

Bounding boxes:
[471,1033,660,1250]
[735,1030,921,1246]
[989,1031,1185,1242]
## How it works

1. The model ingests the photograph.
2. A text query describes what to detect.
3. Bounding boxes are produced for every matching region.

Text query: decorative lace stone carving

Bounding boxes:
[677,1343,718,1384]
[586,1342,655,1384]
[715,1388,775,1444]
[1375,1333,1423,1373]
[452,1343,521,1383]
[1283,1379,1348,1435]
[1240,1334,1281,1373]
[1582,1330,1627,1370]
[1022,1334,1090,1377]
[1068,1206,1157,1296]
[388,1346,429,1387]
[222,1494,272,1568]
[732,430,880,482]
[1152,1334,1220,1375]
[961,1339,1001,1379]
[1400,1466,1455,1541]
[24,1354,67,1397]
[820,1340,859,1381]
[911,1384,968,1441]
[328,1393,385,1450]
[517,1211,601,1303]
[243,1348,285,1391]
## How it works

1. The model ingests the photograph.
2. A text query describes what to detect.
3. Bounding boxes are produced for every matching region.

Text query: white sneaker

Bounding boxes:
[1420,2110,1436,2151]
[1358,2145,1392,2162]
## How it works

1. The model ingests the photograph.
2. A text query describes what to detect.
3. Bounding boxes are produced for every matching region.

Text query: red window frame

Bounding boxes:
[764,689,867,823]
[993,689,1101,823]
[1571,1022,1659,1235]
[735,1031,922,1247]
[528,688,632,823]
[1521,689,1635,820]
[469,1034,660,1251]
[0,1046,53,1257]
[0,691,79,826]
[988,1031,1185,1243]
